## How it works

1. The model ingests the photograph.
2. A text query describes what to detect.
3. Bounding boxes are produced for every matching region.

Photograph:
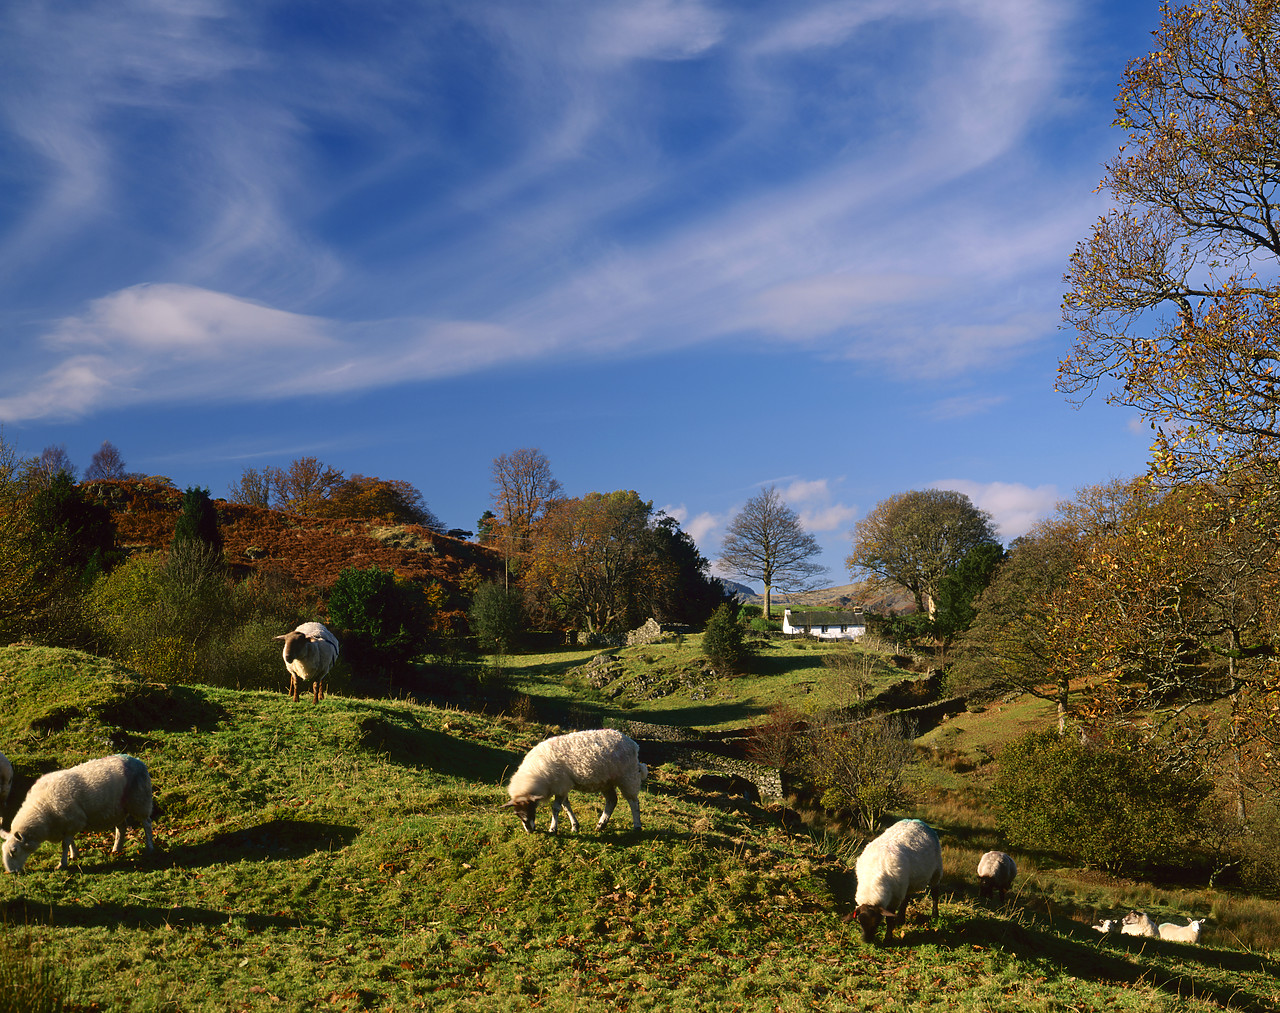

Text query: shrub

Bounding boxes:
[992,728,1215,873]
[746,703,805,770]
[469,582,526,655]
[328,566,432,677]
[804,714,916,831]
[702,603,748,674]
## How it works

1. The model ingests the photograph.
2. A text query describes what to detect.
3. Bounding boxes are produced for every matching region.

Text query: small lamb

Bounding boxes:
[275,621,340,703]
[1158,918,1206,943]
[854,818,943,944]
[1091,918,1120,934]
[976,850,1017,900]
[1121,909,1159,938]
[1,755,154,873]
[503,728,648,833]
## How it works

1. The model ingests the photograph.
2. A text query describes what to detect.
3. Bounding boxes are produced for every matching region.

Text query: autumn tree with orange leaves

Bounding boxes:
[1058,0,1280,802]
[523,490,673,640]
[1061,0,1280,484]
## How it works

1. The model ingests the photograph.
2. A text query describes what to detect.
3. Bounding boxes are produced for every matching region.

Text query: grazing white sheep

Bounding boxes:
[1121,909,1159,938]
[1091,918,1120,934]
[976,850,1017,900]
[275,622,340,703]
[502,728,648,833]
[0,755,154,872]
[1158,918,1205,943]
[854,818,943,944]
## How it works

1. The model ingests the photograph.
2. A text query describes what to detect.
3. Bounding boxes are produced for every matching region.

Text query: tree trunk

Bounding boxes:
[763,585,771,621]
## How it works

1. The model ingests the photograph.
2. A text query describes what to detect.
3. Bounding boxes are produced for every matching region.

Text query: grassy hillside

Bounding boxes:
[0,645,1276,1011]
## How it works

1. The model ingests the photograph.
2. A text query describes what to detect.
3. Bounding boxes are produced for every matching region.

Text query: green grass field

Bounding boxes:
[0,642,1276,1011]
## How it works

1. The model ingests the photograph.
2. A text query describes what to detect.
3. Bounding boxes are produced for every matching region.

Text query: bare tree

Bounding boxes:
[38,444,77,482]
[84,441,126,480]
[268,457,345,514]
[491,448,563,550]
[718,485,827,620]
[228,467,273,508]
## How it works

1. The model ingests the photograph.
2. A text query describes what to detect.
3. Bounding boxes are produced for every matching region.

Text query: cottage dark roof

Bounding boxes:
[785,610,864,626]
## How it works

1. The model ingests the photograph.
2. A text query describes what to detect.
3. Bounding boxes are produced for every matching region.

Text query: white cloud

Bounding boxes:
[930,478,1059,542]
[0,0,1101,419]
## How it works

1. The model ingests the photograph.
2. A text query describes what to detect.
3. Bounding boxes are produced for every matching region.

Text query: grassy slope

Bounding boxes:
[0,645,1276,1012]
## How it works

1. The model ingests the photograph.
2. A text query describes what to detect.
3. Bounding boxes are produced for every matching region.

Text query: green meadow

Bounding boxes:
[0,641,1276,1012]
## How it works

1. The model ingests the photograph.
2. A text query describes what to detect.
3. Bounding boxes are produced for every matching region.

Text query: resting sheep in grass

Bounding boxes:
[1091,918,1120,934]
[854,818,943,944]
[976,850,1016,900]
[502,728,648,833]
[1121,910,1159,938]
[275,622,340,703]
[1158,918,1206,943]
[0,755,154,873]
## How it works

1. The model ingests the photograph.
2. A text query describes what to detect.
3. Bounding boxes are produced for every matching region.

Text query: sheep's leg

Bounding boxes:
[930,883,940,919]
[313,679,321,704]
[60,836,76,869]
[596,787,618,830]
[290,674,299,702]
[558,796,581,832]
[625,791,642,830]
[547,799,560,833]
[112,825,126,853]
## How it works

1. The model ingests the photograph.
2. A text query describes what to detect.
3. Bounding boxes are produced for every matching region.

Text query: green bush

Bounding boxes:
[86,546,312,687]
[469,582,526,655]
[992,728,1215,873]
[702,602,749,674]
[328,566,431,677]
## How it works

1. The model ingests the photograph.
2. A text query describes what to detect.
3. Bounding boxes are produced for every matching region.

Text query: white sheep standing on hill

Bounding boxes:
[502,728,648,833]
[1158,918,1206,943]
[275,622,340,703]
[854,818,943,944]
[976,850,1017,900]
[0,754,154,872]
[1121,910,1159,938]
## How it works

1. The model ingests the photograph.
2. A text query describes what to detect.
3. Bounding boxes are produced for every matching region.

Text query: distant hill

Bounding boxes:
[717,578,756,601]
[739,580,917,615]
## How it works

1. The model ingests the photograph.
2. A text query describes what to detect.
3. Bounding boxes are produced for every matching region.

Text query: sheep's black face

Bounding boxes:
[509,798,539,833]
[855,904,883,943]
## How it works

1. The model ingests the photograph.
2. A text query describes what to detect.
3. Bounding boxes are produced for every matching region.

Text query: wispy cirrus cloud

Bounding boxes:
[0,0,1101,422]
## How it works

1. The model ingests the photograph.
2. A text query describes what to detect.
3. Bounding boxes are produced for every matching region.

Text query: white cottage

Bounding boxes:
[782,608,866,640]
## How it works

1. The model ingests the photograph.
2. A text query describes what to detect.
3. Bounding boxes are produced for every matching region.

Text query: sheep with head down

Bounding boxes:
[976,850,1016,900]
[502,728,647,833]
[854,818,942,944]
[1,754,154,873]
[275,622,340,703]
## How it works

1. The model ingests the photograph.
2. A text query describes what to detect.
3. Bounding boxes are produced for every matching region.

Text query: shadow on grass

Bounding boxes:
[935,911,1280,1013]
[0,895,301,932]
[148,818,360,868]
[357,713,519,781]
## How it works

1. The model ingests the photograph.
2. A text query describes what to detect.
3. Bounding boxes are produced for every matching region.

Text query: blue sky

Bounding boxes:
[0,0,1162,588]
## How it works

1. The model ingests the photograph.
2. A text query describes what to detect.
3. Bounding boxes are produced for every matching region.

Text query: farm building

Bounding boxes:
[781,608,866,640]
